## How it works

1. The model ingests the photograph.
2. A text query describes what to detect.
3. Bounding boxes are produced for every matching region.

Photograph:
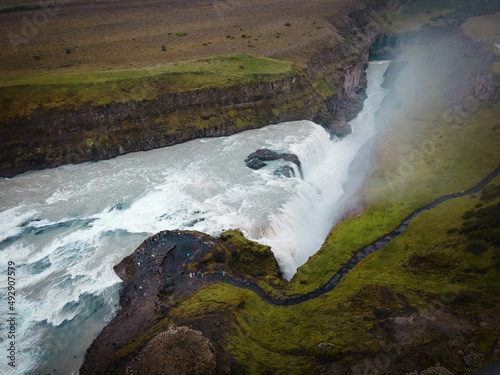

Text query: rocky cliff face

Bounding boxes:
[0,74,318,177]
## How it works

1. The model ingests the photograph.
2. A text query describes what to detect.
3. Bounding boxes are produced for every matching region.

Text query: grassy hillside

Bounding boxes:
[0,54,294,118]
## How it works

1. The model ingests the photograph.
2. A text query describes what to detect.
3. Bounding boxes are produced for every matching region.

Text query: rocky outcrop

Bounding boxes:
[457,25,499,64]
[275,165,296,178]
[80,229,284,375]
[245,148,302,178]
[125,326,217,375]
[245,149,300,168]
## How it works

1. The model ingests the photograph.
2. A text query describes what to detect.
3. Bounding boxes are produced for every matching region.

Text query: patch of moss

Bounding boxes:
[191,230,286,291]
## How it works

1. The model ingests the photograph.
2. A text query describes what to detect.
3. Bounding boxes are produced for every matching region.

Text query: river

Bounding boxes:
[0,60,390,374]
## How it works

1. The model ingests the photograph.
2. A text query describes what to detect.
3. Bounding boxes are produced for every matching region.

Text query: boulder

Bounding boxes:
[274,165,295,178]
[125,325,217,375]
[246,157,267,170]
[244,148,301,173]
[245,149,281,162]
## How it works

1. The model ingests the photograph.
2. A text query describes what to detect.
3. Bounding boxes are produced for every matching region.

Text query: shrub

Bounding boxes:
[34,56,41,60]
[284,22,291,26]
[481,184,500,201]
[161,45,166,51]
[65,49,71,54]
[466,240,487,254]
[176,32,187,37]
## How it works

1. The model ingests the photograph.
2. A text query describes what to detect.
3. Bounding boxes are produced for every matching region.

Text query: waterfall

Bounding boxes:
[0,60,390,375]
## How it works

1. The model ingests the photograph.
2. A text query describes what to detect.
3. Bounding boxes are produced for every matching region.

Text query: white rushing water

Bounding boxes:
[0,60,389,374]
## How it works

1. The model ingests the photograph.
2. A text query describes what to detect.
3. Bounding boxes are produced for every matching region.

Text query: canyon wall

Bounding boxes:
[0,5,386,178]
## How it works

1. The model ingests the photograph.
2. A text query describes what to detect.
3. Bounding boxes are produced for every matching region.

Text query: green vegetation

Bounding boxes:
[377,0,500,34]
[378,8,453,34]
[0,54,294,118]
[0,52,340,176]
[175,32,187,37]
[190,230,286,292]
[78,5,500,373]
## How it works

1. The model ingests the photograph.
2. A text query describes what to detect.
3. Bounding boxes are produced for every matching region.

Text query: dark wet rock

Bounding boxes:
[245,149,281,162]
[328,116,352,138]
[274,165,295,178]
[280,153,301,168]
[244,148,301,174]
[157,276,175,299]
[246,157,267,170]
[245,149,301,167]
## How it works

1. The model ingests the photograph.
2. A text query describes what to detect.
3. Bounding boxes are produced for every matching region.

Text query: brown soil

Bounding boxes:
[0,0,365,75]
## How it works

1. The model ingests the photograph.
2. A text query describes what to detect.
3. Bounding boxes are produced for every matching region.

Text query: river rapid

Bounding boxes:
[0,60,390,374]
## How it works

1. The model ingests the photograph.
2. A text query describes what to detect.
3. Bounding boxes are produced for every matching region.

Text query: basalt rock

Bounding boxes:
[274,165,296,178]
[245,148,302,172]
[246,158,267,170]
